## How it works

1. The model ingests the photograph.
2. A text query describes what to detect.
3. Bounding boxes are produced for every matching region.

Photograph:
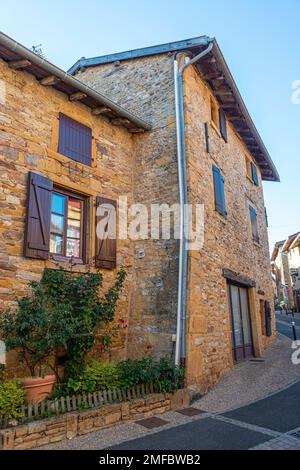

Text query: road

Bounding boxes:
[276,312,300,340]
[108,314,300,450]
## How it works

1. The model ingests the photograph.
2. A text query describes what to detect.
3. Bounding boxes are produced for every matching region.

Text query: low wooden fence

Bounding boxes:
[0,382,161,429]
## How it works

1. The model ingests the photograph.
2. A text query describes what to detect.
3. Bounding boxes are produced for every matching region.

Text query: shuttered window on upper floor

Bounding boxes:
[249,205,259,243]
[24,172,117,270]
[58,113,92,166]
[213,164,227,218]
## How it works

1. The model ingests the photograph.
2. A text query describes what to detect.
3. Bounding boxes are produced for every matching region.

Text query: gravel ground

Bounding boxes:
[193,333,300,413]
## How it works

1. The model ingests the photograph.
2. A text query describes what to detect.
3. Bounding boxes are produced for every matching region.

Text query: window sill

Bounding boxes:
[253,239,260,247]
[50,254,85,265]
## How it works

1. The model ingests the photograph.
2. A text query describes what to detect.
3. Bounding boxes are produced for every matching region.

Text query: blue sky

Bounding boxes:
[1,0,299,249]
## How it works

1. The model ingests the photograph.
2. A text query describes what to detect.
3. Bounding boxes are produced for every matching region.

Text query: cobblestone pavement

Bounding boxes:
[40,332,300,450]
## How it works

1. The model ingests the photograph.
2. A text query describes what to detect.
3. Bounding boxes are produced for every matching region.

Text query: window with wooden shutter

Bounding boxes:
[58,113,92,166]
[219,108,228,142]
[213,165,227,218]
[251,162,259,186]
[95,197,117,269]
[249,206,259,242]
[24,172,53,259]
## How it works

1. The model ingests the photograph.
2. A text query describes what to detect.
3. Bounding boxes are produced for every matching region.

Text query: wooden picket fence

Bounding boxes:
[0,382,161,429]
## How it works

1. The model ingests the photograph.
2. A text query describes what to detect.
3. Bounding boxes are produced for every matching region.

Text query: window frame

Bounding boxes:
[50,187,88,264]
[210,98,219,129]
[213,164,227,218]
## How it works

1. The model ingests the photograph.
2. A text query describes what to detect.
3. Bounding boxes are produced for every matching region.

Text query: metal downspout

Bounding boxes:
[174,42,214,366]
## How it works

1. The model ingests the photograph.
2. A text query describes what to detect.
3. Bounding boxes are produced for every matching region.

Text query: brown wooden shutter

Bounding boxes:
[58,113,92,166]
[219,108,228,142]
[24,172,52,259]
[95,196,117,269]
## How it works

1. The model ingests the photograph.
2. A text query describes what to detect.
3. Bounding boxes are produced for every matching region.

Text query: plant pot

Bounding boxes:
[21,375,56,404]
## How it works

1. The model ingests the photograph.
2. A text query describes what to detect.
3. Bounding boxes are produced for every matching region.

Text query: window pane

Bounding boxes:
[51,214,64,234]
[68,198,81,220]
[52,193,65,215]
[67,219,80,238]
[66,238,80,258]
[50,234,63,254]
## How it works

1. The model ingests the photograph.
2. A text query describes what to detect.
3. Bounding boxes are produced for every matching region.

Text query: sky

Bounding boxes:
[1,0,299,250]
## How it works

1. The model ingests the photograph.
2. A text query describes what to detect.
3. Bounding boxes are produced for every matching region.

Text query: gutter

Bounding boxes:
[174,41,214,366]
[0,31,151,131]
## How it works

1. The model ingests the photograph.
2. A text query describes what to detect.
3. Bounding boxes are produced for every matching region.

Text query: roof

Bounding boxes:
[69,36,280,182]
[0,31,150,133]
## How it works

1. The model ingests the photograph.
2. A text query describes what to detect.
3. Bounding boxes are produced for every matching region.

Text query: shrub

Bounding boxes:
[64,362,121,395]
[117,357,184,393]
[0,380,25,419]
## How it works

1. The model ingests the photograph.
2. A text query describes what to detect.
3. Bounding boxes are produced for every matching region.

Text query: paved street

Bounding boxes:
[41,331,300,451]
[110,380,300,450]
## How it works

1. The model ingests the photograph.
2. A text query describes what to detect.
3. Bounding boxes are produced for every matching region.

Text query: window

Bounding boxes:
[50,189,86,261]
[249,205,259,242]
[210,98,227,142]
[58,113,92,166]
[213,164,227,217]
[219,108,227,142]
[245,156,259,186]
[245,156,252,179]
[210,98,219,128]
[25,172,117,269]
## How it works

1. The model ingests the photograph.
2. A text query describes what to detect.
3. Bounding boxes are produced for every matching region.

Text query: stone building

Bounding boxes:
[0,31,279,392]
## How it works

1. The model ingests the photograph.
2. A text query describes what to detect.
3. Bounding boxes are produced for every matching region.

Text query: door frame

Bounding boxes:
[228,281,254,362]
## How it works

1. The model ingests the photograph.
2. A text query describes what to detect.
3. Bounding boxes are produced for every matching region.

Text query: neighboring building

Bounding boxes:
[0,31,279,392]
[272,233,300,311]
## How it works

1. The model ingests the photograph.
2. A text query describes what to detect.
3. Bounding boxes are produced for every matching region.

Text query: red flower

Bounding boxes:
[118,318,125,323]
[146,344,153,350]
[123,324,128,329]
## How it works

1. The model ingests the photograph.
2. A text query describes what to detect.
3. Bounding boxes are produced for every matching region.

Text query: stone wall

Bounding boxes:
[0,389,189,450]
[0,58,135,373]
[77,53,276,391]
[183,64,275,390]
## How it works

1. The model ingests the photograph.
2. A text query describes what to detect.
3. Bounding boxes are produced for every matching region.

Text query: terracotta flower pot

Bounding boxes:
[21,375,56,404]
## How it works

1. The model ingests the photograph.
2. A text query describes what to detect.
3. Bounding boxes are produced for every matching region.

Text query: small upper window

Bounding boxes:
[50,189,86,261]
[210,98,219,128]
[213,164,227,218]
[251,162,259,186]
[245,156,252,179]
[58,113,92,166]
[249,205,259,243]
